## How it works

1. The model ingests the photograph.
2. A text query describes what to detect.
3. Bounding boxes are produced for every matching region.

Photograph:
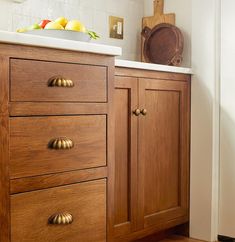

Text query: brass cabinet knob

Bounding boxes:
[49,213,73,225]
[133,109,141,116]
[48,76,74,87]
[48,138,74,150]
[141,109,147,116]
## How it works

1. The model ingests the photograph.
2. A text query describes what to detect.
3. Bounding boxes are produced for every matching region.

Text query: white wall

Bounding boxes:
[144,0,192,67]
[0,0,144,60]
[219,0,235,237]
[190,0,220,241]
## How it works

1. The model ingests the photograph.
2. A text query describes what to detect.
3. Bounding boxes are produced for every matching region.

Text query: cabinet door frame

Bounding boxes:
[138,78,190,229]
[113,76,139,237]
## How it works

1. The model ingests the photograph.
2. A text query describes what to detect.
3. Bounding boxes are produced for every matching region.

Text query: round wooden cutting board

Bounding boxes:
[141,0,175,62]
[142,23,184,66]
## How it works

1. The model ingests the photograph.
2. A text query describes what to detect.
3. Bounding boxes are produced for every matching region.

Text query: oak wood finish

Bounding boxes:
[115,216,188,242]
[0,42,115,242]
[10,167,107,194]
[114,76,139,237]
[0,40,190,242]
[0,44,111,67]
[134,226,188,242]
[0,56,10,242]
[107,58,116,242]
[139,78,189,229]
[10,115,107,179]
[159,235,203,242]
[134,233,192,242]
[9,102,108,116]
[114,67,190,242]
[11,59,107,103]
[11,179,106,242]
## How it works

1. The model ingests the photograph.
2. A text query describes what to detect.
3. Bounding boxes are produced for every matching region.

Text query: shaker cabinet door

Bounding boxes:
[138,78,190,229]
[113,76,139,237]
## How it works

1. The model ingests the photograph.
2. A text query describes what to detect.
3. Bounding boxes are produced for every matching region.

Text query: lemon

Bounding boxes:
[44,21,64,30]
[55,17,68,28]
[65,20,86,32]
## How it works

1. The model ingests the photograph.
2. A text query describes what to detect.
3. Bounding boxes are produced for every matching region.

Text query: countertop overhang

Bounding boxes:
[0,30,122,56]
[115,59,192,75]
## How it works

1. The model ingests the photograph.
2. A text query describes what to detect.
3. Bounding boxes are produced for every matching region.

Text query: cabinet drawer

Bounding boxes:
[10,59,107,102]
[10,115,106,179]
[11,179,106,242]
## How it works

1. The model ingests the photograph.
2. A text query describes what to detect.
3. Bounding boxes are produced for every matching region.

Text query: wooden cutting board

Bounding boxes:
[141,0,175,62]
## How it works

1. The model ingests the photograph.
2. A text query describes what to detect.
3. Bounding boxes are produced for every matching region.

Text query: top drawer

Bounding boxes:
[10,59,107,102]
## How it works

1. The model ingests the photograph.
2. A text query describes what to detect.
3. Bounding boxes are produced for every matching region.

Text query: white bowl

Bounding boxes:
[23,29,91,42]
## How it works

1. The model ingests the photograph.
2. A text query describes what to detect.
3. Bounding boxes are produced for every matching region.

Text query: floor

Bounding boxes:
[137,235,205,242]
[162,236,205,242]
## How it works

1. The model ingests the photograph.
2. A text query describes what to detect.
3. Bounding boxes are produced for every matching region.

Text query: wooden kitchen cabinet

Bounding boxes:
[0,43,115,242]
[114,68,191,241]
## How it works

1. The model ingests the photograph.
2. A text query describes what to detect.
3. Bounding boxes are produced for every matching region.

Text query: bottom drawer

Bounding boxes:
[11,179,106,242]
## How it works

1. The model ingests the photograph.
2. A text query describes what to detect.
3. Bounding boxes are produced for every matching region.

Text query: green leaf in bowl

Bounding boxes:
[87,30,100,40]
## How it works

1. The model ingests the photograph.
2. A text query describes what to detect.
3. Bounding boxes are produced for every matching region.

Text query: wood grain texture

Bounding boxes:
[114,68,191,242]
[9,102,108,117]
[114,216,188,242]
[0,56,10,242]
[10,59,107,103]
[142,0,175,62]
[10,167,107,194]
[114,88,129,224]
[0,43,111,67]
[134,232,192,242]
[134,226,186,242]
[144,89,180,215]
[10,115,107,179]
[138,78,189,229]
[114,76,139,237]
[142,23,184,66]
[142,0,175,29]
[11,179,106,242]
[159,235,204,242]
[0,42,116,242]
[107,58,116,242]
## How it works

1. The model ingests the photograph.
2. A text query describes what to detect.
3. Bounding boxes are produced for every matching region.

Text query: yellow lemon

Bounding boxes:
[65,20,86,32]
[55,17,68,28]
[44,21,64,30]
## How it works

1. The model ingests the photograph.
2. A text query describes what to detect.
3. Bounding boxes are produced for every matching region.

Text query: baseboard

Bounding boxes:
[218,235,235,242]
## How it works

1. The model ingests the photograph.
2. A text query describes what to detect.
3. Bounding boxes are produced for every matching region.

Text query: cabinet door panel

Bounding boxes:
[114,76,139,237]
[138,78,190,229]
[144,90,180,215]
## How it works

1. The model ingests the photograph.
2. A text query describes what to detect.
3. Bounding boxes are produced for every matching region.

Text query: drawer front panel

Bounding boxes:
[10,59,107,102]
[11,179,106,242]
[10,115,106,179]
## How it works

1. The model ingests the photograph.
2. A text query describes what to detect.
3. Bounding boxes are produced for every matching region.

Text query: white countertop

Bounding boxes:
[115,59,192,74]
[0,31,192,74]
[0,30,122,56]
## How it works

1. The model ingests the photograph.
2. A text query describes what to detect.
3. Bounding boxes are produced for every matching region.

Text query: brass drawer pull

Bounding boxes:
[48,76,74,87]
[49,138,74,150]
[133,109,141,116]
[141,109,147,116]
[49,213,73,225]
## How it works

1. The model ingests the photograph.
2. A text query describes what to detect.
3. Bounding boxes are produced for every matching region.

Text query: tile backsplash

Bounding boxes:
[0,0,144,60]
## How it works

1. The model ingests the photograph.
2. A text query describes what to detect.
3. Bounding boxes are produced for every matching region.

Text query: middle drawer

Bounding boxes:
[10,115,106,179]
